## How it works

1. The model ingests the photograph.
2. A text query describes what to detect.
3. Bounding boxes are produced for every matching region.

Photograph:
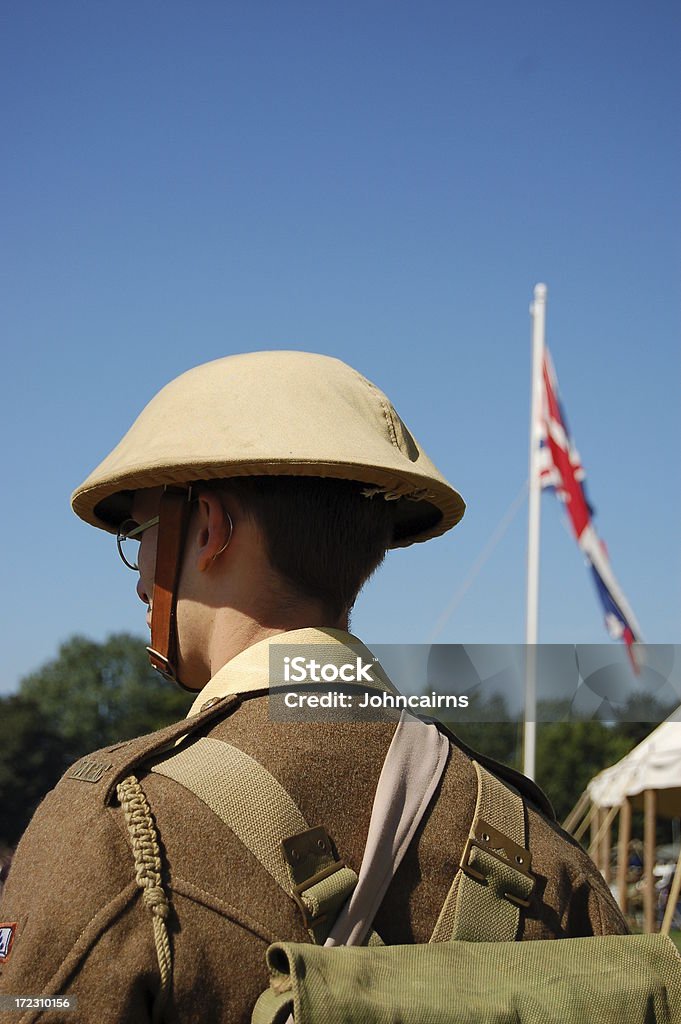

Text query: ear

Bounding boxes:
[195,491,234,573]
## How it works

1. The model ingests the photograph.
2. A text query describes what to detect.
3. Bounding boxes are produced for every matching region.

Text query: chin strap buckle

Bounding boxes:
[146,646,177,682]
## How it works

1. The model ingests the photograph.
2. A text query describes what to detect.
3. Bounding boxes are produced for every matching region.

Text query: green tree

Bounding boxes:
[19,633,193,759]
[1,634,193,847]
[0,695,71,846]
[441,692,521,770]
[534,692,674,825]
[534,718,623,823]
[610,692,677,752]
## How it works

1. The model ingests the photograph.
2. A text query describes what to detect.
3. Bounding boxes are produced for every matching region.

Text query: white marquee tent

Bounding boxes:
[573,709,681,934]
[589,714,681,818]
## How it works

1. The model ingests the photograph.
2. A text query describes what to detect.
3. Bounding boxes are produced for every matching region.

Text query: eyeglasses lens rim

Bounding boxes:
[116,516,160,571]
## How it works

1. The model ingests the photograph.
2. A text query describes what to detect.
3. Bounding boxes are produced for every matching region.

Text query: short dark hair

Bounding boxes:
[209,476,394,620]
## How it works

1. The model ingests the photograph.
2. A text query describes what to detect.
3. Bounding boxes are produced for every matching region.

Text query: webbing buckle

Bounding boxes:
[282,826,346,930]
[290,859,349,929]
[461,818,535,909]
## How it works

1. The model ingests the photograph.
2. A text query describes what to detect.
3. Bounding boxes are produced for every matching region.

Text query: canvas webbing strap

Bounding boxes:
[430,760,535,943]
[149,736,357,943]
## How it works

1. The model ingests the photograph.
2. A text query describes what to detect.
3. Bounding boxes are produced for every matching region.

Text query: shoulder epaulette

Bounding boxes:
[63,693,241,806]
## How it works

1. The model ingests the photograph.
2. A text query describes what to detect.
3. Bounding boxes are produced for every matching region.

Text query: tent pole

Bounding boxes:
[590,806,601,866]
[660,841,681,936]
[616,797,632,916]
[588,805,619,868]
[601,808,615,884]
[643,789,657,934]
[563,789,590,834]
[574,801,597,843]
[585,802,598,860]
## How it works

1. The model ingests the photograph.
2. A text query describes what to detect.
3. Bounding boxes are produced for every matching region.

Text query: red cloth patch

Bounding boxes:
[0,923,17,961]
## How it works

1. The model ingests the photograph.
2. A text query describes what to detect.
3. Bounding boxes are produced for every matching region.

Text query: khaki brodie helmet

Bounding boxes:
[72,351,466,682]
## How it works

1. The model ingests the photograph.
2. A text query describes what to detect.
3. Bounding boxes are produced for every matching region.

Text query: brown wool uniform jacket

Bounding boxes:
[0,631,628,1024]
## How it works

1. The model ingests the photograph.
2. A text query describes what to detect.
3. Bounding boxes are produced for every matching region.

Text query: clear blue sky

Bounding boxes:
[2,1,679,694]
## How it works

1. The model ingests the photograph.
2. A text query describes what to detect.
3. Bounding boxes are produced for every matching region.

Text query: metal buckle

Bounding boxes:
[461,818,534,909]
[289,860,348,929]
[146,647,177,682]
[281,827,346,930]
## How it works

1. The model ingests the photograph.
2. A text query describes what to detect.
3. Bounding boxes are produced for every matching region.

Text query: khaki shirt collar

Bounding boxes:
[186,626,394,718]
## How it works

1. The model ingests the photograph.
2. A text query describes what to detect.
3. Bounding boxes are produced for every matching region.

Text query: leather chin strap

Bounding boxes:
[146,487,195,688]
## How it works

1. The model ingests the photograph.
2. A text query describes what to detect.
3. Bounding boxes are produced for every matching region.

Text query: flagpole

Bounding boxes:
[524,283,547,780]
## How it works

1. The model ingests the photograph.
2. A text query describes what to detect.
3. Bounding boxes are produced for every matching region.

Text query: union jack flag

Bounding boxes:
[536,349,642,662]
